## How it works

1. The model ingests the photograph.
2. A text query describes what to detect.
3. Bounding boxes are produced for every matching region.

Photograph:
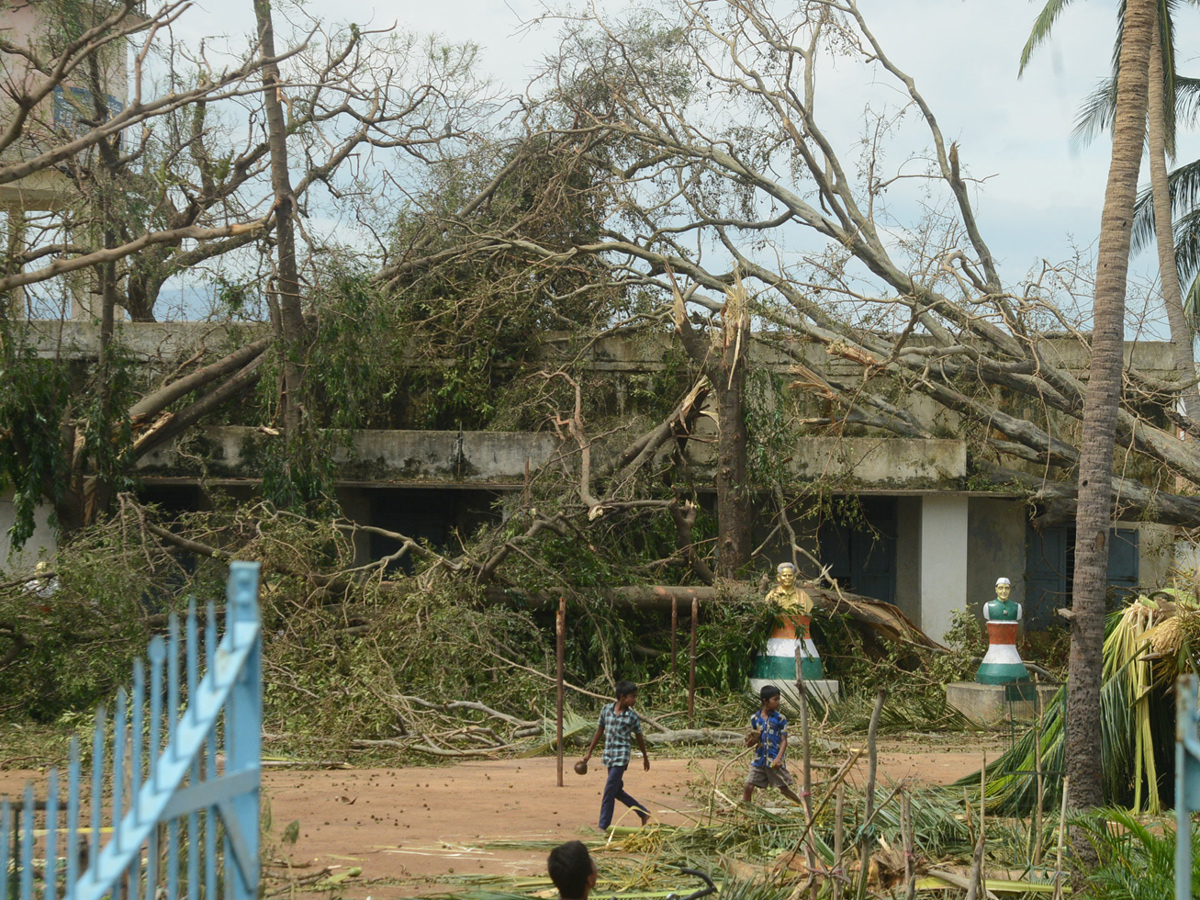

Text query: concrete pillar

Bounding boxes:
[919,494,969,643]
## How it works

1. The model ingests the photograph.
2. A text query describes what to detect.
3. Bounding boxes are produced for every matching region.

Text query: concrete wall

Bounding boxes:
[1135,522,1175,589]
[968,497,1027,619]
[0,490,57,574]
[787,437,965,487]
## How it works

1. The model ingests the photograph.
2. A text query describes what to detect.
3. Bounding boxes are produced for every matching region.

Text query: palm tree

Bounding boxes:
[1023,0,1200,419]
[1022,0,1157,823]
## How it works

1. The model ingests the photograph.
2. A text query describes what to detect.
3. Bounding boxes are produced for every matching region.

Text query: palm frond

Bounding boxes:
[1131,158,1200,264]
[1071,806,1200,900]
[1071,77,1117,150]
[1175,76,1200,130]
[1173,206,1200,286]
[1019,0,1081,76]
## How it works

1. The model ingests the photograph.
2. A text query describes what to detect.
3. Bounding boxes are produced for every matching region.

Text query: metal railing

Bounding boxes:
[1,560,262,900]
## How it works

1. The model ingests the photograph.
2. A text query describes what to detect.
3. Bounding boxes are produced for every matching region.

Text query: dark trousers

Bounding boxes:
[599,764,645,829]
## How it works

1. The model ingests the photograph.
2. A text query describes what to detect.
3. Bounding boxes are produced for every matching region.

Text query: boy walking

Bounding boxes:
[581,680,650,829]
[742,684,803,805]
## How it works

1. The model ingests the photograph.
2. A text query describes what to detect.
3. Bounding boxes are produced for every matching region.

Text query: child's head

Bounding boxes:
[615,680,638,704]
[548,840,597,899]
[759,684,782,712]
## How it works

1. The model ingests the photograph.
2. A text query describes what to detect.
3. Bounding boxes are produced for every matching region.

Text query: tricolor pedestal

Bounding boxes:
[750,614,840,705]
[975,620,1028,685]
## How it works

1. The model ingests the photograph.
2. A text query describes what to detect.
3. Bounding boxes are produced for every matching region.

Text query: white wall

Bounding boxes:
[919,495,970,642]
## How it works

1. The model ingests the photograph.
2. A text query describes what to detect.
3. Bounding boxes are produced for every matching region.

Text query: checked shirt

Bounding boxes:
[750,708,788,767]
[599,702,642,767]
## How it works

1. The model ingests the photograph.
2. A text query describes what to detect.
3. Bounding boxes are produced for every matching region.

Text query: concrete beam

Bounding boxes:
[136,426,560,486]
[137,426,972,490]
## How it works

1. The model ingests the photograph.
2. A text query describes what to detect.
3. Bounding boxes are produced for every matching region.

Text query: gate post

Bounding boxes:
[224,561,262,900]
[1176,674,1200,900]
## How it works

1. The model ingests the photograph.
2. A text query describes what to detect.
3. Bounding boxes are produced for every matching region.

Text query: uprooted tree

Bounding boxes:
[0,0,486,534]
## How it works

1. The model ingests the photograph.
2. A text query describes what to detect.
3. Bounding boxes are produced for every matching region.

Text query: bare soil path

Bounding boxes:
[0,737,1001,898]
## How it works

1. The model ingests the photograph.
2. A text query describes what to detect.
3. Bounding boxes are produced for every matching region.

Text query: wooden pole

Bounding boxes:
[671,596,678,677]
[556,596,565,788]
[795,645,816,889]
[856,689,887,900]
[901,792,915,900]
[688,596,698,724]
[833,782,845,900]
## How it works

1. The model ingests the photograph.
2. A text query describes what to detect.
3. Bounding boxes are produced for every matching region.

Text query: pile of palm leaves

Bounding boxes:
[1073,806,1200,900]
[966,589,1200,814]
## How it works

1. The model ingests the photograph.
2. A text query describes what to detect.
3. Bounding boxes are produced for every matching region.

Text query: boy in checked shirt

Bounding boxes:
[581,680,650,829]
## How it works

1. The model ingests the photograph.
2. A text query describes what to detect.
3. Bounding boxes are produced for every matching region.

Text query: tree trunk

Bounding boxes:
[3,207,26,318]
[251,0,305,439]
[1066,0,1154,827]
[671,279,754,578]
[714,354,751,577]
[1147,9,1199,417]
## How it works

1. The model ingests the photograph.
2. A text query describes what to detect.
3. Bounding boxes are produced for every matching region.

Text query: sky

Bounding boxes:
[161,0,1200,325]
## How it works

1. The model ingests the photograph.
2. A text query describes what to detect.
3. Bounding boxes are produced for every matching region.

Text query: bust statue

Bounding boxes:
[983,577,1021,623]
[975,576,1028,685]
[765,562,812,614]
[750,562,825,686]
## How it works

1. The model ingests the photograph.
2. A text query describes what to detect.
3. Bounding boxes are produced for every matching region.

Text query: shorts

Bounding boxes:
[746,762,794,789]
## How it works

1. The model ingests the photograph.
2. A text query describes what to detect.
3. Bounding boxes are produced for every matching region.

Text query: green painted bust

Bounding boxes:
[983,579,1020,622]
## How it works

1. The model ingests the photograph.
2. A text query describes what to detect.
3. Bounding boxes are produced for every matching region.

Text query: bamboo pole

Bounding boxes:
[833,782,845,900]
[901,791,915,900]
[855,689,887,900]
[1033,682,1046,867]
[556,596,565,788]
[688,596,697,724]
[979,754,987,900]
[795,645,817,890]
[1052,776,1068,900]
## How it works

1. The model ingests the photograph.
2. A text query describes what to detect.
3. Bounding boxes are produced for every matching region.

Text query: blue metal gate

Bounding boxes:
[1,560,262,900]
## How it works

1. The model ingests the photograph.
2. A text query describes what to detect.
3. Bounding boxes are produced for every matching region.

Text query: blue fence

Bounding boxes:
[1,560,262,900]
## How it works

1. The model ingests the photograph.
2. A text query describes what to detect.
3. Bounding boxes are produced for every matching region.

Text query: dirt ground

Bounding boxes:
[0,735,1002,898]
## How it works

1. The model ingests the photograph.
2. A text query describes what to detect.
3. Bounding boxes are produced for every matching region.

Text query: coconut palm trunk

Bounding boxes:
[1066,0,1155,824]
[1147,4,1200,418]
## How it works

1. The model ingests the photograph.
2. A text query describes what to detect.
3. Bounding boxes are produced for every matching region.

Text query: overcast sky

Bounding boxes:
[169,0,1200,323]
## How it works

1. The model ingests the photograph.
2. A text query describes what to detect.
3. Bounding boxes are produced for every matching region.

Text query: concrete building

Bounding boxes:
[0,320,1178,641]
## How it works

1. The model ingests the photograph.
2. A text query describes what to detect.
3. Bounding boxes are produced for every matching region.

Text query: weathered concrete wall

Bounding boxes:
[1136,523,1175,589]
[137,427,562,486]
[19,321,1178,377]
[138,426,970,490]
[967,497,1027,619]
[0,490,57,574]
[787,437,965,487]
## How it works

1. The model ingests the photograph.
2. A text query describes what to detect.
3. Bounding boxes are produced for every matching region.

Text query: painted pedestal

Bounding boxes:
[976,620,1028,685]
[750,614,840,705]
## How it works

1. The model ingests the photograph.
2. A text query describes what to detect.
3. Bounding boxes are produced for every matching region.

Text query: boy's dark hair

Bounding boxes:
[615,680,637,699]
[548,840,594,899]
[760,684,782,702]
